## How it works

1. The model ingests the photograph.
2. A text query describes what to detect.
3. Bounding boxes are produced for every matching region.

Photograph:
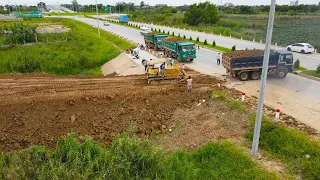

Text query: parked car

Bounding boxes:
[103,22,110,26]
[286,43,315,54]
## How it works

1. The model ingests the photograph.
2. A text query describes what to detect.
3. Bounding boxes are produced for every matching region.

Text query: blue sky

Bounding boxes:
[1,0,319,6]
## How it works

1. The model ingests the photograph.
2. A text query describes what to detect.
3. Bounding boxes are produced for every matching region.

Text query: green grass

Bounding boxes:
[0,36,5,44]
[0,18,135,76]
[212,89,227,100]
[293,66,307,71]
[246,116,320,179]
[227,100,246,112]
[129,12,320,48]
[301,70,320,78]
[0,133,278,179]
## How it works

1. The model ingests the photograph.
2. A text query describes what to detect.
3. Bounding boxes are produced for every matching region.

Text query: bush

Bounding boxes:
[183,2,220,26]
[163,30,165,33]
[212,41,216,47]
[172,31,175,36]
[204,39,207,45]
[196,37,199,42]
[317,64,320,74]
[232,45,236,51]
[167,31,170,35]
[158,29,161,32]
[183,35,186,39]
[293,59,300,69]
[0,133,277,179]
[189,36,192,40]
[178,33,180,37]
[246,116,320,180]
[151,28,153,31]
[0,18,135,76]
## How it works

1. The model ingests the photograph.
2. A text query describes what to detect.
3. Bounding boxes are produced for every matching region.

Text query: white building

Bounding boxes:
[290,1,299,6]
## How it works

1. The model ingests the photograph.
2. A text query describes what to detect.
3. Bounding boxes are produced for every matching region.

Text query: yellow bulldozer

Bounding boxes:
[146,58,188,84]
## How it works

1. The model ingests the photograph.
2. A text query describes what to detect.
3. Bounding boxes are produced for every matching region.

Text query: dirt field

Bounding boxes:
[0,72,232,152]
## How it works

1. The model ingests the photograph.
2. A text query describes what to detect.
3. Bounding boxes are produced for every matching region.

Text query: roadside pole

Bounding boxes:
[57,1,60,18]
[251,0,277,156]
[105,0,107,17]
[95,0,100,37]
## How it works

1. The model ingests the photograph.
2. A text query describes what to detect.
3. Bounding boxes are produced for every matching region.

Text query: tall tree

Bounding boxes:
[140,1,145,8]
[71,0,79,12]
[183,2,220,26]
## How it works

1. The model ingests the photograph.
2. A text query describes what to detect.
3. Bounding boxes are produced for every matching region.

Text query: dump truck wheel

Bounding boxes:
[251,71,260,80]
[277,69,288,79]
[239,72,249,81]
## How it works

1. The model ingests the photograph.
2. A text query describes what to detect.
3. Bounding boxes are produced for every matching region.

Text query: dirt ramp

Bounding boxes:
[101,53,145,76]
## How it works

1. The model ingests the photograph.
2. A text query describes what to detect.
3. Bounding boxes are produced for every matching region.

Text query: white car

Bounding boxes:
[103,22,110,26]
[286,43,314,54]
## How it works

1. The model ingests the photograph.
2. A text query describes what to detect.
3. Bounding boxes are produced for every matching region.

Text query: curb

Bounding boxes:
[292,72,320,82]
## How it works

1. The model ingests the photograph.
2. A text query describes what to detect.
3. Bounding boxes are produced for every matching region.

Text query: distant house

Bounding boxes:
[155,4,167,8]
[224,3,234,7]
[290,0,299,6]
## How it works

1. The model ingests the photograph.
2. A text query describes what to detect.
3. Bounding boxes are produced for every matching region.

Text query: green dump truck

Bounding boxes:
[163,38,196,62]
[144,32,168,50]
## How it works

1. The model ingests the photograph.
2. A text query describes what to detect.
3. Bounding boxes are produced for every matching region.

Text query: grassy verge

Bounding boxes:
[87,15,232,52]
[245,115,320,179]
[301,70,320,78]
[293,66,307,71]
[0,18,135,76]
[0,133,277,179]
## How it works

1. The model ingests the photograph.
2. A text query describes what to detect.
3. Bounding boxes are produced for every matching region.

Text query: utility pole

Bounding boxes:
[105,0,107,17]
[95,0,100,37]
[57,2,60,18]
[251,0,277,156]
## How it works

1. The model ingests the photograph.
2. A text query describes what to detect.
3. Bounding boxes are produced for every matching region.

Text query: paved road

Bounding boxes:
[62,16,320,131]
[100,14,320,70]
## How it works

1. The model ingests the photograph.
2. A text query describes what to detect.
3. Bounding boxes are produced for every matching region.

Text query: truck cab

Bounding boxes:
[276,50,293,73]
[176,42,196,61]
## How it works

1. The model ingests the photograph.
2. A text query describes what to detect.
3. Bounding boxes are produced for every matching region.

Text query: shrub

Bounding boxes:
[246,116,320,180]
[163,30,165,33]
[212,41,216,47]
[183,35,186,39]
[0,133,277,179]
[232,45,236,51]
[196,37,199,42]
[167,31,170,35]
[317,64,320,74]
[227,100,246,112]
[204,39,207,45]
[151,28,153,31]
[178,33,180,37]
[189,36,192,40]
[172,31,175,36]
[158,29,161,32]
[293,59,300,69]
[212,90,227,100]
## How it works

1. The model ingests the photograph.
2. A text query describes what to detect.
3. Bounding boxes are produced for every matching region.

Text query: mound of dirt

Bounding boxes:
[0,73,218,152]
[101,53,145,76]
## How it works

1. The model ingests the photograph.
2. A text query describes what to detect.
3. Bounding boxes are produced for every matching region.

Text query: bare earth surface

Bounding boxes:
[227,77,320,132]
[0,72,220,152]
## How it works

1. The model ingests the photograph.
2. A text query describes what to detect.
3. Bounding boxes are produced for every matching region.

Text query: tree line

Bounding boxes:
[224,4,320,15]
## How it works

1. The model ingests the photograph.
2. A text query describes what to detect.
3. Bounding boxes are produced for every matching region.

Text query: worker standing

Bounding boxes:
[187,76,193,92]
[159,63,165,77]
[142,59,148,72]
[216,53,221,65]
